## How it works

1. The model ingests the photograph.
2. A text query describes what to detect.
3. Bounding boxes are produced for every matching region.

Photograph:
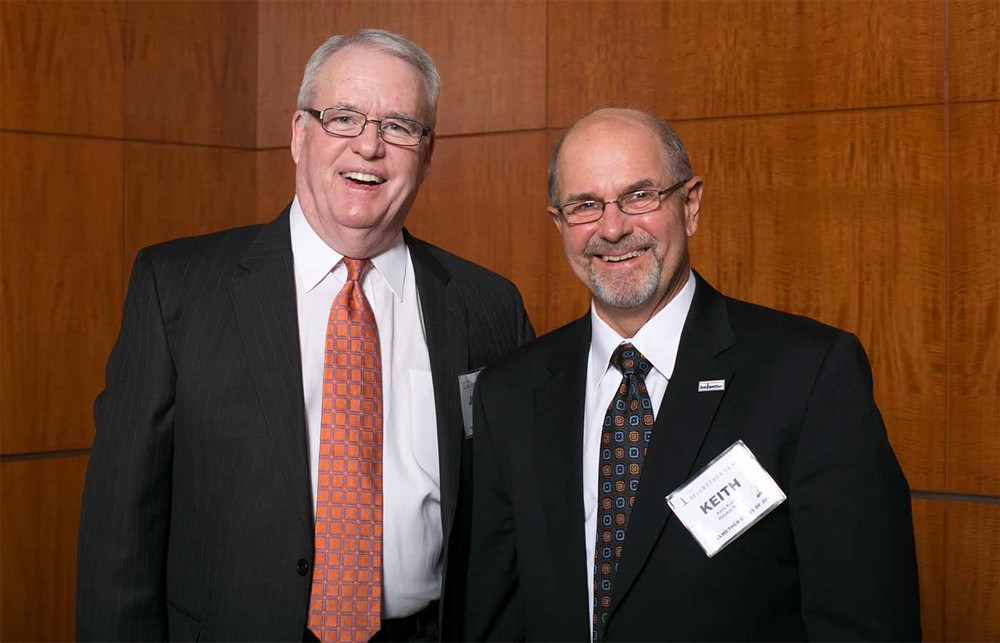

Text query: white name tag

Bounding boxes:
[458,369,483,438]
[698,379,725,392]
[665,441,785,557]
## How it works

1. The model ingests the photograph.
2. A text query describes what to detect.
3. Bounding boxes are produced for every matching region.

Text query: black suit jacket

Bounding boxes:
[466,272,920,641]
[77,206,534,641]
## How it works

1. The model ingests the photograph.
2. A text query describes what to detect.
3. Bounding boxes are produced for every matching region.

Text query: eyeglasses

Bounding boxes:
[552,179,691,225]
[302,107,432,147]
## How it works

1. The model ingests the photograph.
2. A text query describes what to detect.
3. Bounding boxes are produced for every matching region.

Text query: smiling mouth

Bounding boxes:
[599,249,647,262]
[342,171,386,186]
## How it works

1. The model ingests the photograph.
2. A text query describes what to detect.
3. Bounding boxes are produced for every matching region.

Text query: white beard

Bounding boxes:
[584,229,663,310]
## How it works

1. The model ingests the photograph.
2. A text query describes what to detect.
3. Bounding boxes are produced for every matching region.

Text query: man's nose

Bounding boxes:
[597,202,633,242]
[351,121,385,159]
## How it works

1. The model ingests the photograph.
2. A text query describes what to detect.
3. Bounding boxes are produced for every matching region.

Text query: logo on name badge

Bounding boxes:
[698,379,725,392]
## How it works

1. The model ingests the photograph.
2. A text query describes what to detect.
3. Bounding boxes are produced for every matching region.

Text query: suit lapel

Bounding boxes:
[533,317,592,627]
[610,273,736,614]
[230,208,312,530]
[405,233,469,542]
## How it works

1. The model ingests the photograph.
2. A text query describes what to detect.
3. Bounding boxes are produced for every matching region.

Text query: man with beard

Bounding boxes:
[464,108,920,641]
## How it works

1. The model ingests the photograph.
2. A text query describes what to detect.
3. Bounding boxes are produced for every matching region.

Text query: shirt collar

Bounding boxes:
[587,270,697,391]
[289,196,407,301]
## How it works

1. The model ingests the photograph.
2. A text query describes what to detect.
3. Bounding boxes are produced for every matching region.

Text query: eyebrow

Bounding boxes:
[563,178,658,204]
[384,110,421,122]
[329,103,421,122]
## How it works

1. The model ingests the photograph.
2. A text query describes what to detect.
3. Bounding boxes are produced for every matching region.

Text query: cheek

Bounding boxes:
[297,145,319,176]
[305,136,346,166]
[403,157,430,191]
[562,229,590,261]
[652,219,684,247]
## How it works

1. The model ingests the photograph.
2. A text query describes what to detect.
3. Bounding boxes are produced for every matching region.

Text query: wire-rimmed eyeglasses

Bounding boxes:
[551,178,691,225]
[302,107,432,147]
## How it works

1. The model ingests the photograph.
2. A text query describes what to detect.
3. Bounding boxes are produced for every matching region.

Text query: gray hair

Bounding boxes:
[297,29,441,127]
[547,108,693,207]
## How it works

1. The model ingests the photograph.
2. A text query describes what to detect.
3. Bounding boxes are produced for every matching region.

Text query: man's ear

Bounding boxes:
[290,110,306,164]
[419,131,435,183]
[683,176,704,237]
[547,207,564,231]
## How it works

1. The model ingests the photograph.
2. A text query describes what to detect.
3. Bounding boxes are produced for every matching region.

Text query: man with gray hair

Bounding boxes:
[77,29,532,642]
[465,107,920,641]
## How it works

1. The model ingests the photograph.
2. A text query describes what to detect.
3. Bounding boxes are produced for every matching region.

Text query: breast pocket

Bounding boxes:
[409,369,440,481]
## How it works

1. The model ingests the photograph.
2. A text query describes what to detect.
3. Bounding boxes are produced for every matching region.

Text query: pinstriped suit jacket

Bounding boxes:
[77,205,534,642]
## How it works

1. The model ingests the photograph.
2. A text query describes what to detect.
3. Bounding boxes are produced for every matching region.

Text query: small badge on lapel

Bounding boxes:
[698,379,725,392]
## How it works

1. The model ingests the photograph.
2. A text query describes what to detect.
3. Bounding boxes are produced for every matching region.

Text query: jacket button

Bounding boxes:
[297,559,310,576]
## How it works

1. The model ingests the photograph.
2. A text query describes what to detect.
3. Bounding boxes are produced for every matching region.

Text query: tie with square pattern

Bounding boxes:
[309,257,383,643]
[593,342,654,641]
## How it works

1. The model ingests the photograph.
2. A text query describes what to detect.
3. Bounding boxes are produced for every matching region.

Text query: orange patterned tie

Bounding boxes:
[309,257,383,643]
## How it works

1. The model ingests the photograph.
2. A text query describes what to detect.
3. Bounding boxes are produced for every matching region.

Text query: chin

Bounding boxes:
[589,264,659,307]
[327,206,391,229]
[590,280,658,311]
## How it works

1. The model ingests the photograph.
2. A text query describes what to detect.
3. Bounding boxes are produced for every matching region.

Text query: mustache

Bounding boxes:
[584,230,656,257]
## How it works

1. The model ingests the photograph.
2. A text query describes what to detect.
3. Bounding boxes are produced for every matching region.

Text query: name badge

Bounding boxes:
[458,369,484,439]
[665,440,785,557]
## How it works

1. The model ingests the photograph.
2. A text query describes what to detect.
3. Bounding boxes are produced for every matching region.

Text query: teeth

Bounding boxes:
[343,171,385,184]
[602,250,644,262]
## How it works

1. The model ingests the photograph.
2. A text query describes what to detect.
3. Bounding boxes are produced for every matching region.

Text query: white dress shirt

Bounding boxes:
[582,270,696,635]
[289,197,442,618]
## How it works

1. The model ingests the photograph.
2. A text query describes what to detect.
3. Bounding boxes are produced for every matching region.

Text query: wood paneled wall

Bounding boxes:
[1,1,997,640]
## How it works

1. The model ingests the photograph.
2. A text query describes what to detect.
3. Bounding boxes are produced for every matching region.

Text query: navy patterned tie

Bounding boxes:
[593,343,655,641]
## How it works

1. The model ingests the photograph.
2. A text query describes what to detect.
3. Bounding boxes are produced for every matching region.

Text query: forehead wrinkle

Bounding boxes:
[314,49,428,120]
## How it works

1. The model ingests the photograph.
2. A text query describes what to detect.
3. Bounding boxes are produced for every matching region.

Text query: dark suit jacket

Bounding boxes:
[77,206,534,641]
[466,272,920,641]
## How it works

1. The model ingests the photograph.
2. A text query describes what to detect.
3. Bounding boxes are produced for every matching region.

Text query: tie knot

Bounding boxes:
[342,257,370,283]
[610,342,652,379]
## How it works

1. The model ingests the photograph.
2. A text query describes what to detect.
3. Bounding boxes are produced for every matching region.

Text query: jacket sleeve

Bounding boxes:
[77,249,175,641]
[464,375,525,641]
[789,332,921,641]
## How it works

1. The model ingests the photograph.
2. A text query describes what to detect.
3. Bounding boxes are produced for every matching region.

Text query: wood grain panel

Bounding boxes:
[911,498,945,642]
[1,133,123,454]
[255,148,296,224]
[125,142,258,265]
[1,0,124,137]
[544,223,592,330]
[546,109,948,488]
[0,455,89,642]
[944,501,1000,641]
[948,102,1000,495]
[406,132,550,331]
[548,0,943,126]
[256,0,546,147]
[544,128,592,330]
[949,0,1000,102]
[124,0,257,147]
